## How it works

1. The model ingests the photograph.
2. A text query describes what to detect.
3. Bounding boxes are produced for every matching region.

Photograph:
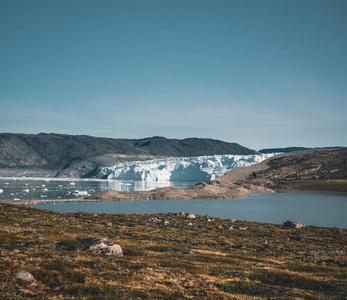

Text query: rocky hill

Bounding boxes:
[259,146,343,154]
[0,133,257,178]
[219,148,347,191]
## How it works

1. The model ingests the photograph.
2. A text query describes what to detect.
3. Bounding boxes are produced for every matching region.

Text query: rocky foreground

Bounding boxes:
[0,203,346,299]
[87,148,347,202]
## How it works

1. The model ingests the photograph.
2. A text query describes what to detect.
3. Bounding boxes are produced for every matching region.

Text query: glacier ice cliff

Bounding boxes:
[100,154,277,182]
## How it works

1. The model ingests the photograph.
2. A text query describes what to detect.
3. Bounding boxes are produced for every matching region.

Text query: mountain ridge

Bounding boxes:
[0,133,257,178]
[259,146,344,154]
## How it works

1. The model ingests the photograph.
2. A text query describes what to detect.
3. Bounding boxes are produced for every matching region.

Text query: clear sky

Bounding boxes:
[1,0,346,150]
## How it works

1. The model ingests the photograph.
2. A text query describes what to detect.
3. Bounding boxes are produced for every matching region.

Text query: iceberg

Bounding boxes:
[73,190,89,196]
[100,153,277,182]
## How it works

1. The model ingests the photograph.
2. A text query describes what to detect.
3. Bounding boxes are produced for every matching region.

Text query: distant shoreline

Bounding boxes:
[4,180,347,206]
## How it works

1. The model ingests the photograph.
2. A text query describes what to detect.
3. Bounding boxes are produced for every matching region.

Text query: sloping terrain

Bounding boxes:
[259,146,343,154]
[0,203,346,299]
[0,133,257,178]
[232,148,347,191]
[87,148,347,202]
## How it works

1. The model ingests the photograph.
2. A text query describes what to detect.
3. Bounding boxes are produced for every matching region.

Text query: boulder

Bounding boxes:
[78,237,123,256]
[186,213,197,219]
[56,236,123,256]
[283,220,305,229]
[15,271,37,283]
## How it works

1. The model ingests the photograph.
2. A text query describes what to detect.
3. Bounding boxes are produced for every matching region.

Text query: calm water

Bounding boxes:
[31,191,347,229]
[0,177,198,201]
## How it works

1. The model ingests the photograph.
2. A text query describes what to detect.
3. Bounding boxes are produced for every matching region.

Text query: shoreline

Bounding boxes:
[3,184,347,206]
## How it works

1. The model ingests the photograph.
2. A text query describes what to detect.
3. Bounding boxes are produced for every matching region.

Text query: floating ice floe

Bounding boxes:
[101,153,278,182]
[69,182,75,186]
[23,189,30,193]
[73,190,89,196]
[0,189,3,194]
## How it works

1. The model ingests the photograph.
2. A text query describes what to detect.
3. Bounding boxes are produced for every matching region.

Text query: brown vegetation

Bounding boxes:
[0,203,346,299]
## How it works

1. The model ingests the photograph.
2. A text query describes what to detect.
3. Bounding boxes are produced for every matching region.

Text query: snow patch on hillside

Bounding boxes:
[100,153,277,182]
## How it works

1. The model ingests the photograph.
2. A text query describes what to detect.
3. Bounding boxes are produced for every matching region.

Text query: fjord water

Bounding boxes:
[31,190,347,229]
[1,178,346,228]
[0,178,198,201]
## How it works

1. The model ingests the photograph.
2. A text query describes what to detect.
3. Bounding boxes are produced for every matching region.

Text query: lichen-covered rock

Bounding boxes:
[187,213,197,219]
[56,236,123,256]
[283,220,305,229]
[15,271,37,283]
[79,237,123,256]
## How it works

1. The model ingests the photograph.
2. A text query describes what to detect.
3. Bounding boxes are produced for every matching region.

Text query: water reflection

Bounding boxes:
[0,177,199,201]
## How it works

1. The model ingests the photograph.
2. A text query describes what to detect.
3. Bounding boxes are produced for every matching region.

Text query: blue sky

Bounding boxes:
[1,0,346,150]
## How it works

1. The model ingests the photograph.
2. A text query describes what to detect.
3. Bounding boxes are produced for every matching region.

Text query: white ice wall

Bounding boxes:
[100,153,277,182]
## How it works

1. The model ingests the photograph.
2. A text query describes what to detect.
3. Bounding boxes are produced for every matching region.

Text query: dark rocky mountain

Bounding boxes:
[259,146,344,154]
[0,133,258,178]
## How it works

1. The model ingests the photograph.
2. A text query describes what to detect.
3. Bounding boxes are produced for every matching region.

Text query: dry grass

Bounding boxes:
[0,202,346,299]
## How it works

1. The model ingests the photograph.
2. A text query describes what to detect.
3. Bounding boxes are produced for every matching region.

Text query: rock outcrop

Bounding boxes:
[283,221,306,229]
[56,236,123,256]
[80,237,123,256]
[15,271,37,283]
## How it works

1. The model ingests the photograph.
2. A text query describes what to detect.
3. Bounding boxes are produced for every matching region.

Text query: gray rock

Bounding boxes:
[15,271,37,283]
[79,237,123,256]
[218,225,233,230]
[56,236,123,256]
[22,231,44,239]
[283,220,305,229]
[186,213,197,219]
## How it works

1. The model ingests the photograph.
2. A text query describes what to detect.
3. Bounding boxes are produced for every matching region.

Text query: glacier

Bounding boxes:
[100,153,277,182]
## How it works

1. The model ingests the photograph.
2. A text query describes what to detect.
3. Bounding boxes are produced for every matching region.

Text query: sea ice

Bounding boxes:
[0,189,3,193]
